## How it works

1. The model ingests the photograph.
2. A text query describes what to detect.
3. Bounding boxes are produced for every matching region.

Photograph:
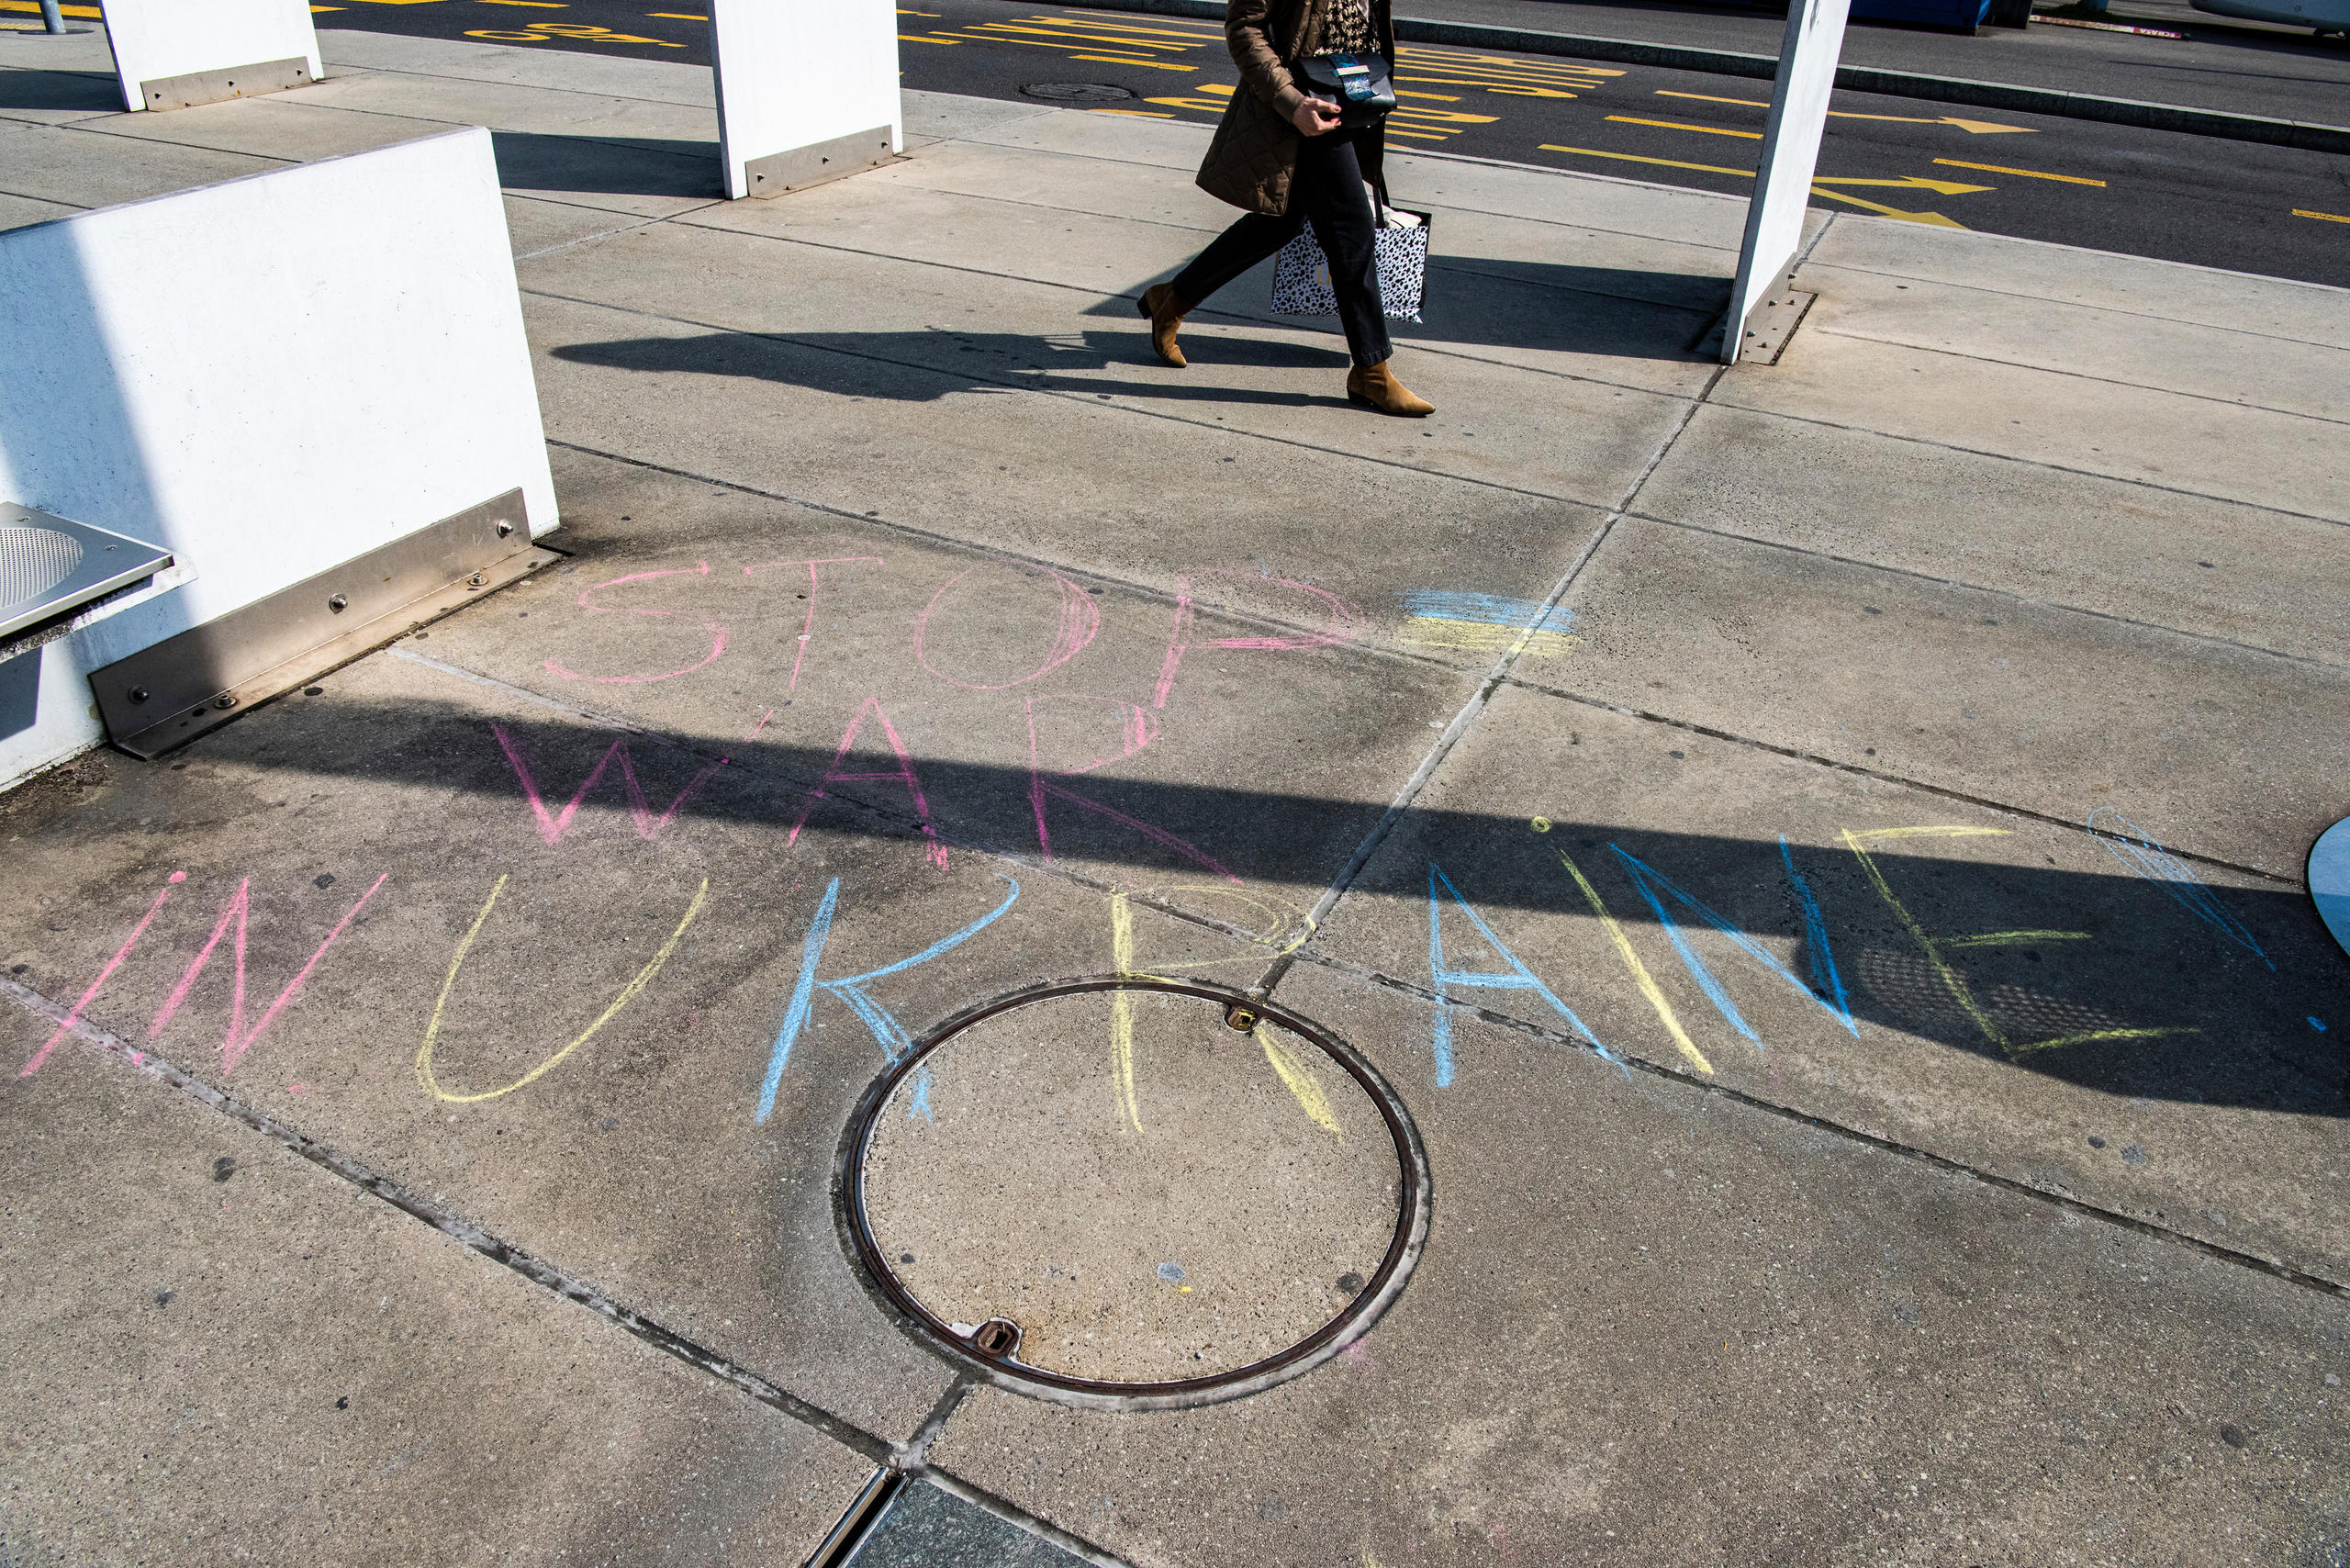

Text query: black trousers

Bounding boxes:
[1172,122,1391,368]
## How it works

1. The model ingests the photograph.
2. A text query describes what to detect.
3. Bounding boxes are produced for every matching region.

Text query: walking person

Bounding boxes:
[1138,0,1435,417]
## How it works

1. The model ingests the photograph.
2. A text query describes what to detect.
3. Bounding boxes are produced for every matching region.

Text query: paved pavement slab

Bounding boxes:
[1634,403,2350,667]
[0,1031,874,1565]
[4,28,2346,1565]
[1294,679,2350,1283]
[933,960,2350,1568]
[1545,512,2350,876]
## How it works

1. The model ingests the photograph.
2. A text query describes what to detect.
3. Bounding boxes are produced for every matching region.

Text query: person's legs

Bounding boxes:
[1141,205,1307,368]
[1289,129,1392,369]
[1169,207,1307,307]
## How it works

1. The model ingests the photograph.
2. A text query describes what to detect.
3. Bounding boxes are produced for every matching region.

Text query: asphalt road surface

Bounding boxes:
[308,0,2350,286]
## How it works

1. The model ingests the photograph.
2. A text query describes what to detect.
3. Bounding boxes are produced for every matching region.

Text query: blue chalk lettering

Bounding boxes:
[1428,861,1616,1086]
[1605,842,1858,1043]
[755,874,1021,1124]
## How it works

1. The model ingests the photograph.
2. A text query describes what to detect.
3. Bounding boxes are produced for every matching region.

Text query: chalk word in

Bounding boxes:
[20,870,386,1080]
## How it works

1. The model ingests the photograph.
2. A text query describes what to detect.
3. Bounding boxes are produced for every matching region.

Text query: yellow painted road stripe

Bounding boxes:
[1049,11,1222,32]
[1656,90,1772,108]
[1090,107,1174,118]
[2294,208,2350,224]
[1073,53,1193,68]
[969,20,1197,49]
[0,0,101,14]
[1935,158,2105,185]
[1541,144,1753,176]
[1384,128,1455,140]
[900,33,956,43]
[1652,92,2032,133]
[1607,115,1762,140]
[1806,189,1968,226]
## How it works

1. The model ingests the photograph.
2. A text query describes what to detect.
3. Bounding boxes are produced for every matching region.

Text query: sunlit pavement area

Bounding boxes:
[3,23,2348,1567]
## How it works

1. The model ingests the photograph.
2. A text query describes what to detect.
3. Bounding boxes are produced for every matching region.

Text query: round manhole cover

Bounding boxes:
[845,980,1427,1406]
[1018,81,1136,102]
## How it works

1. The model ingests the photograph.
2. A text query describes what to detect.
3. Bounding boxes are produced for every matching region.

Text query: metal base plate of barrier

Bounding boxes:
[1695,287,1818,364]
[1,504,175,645]
[91,488,557,760]
[140,57,312,113]
[742,124,896,198]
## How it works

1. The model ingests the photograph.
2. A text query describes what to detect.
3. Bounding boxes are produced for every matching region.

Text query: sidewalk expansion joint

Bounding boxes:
[685,181,1723,320]
[533,438,1533,670]
[1261,946,2350,1303]
[1632,510,2350,676]
[534,227,1704,407]
[0,972,898,1470]
[1498,674,2308,889]
[1795,260,2350,353]
[1252,364,1726,999]
[514,201,728,265]
[313,52,718,115]
[1700,401,2350,534]
[892,1375,975,1473]
[1805,324,2350,431]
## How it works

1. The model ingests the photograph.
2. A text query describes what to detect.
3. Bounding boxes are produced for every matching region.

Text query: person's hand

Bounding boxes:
[1290,95,1342,136]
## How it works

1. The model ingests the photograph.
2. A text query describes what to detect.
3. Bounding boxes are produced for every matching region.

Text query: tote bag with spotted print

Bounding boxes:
[1270,191,1430,325]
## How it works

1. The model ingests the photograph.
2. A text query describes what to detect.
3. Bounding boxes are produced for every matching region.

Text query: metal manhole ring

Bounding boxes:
[840,978,1430,1410]
[1018,81,1136,102]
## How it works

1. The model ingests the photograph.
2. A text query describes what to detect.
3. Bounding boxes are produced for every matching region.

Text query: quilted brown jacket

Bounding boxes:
[1195,0,1393,217]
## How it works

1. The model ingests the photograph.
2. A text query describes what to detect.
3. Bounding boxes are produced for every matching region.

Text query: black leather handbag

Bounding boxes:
[1294,52,1396,126]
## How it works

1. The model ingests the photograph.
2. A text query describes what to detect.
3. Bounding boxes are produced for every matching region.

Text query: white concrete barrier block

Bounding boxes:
[102,0,323,112]
[1723,0,1851,362]
[711,0,901,200]
[0,126,557,788]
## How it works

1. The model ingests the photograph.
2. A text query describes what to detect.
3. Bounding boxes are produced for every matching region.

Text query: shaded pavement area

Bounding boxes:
[2,22,2347,1568]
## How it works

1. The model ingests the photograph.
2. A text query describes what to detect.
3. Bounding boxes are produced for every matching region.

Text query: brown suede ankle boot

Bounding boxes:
[1347,359,1434,417]
[1137,283,1190,368]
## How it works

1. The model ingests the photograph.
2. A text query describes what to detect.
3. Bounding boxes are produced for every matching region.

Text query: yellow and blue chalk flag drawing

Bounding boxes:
[1395,591,1579,657]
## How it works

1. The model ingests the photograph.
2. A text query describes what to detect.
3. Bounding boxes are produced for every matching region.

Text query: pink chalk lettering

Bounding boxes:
[493,722,729,845]
[912,566,1100,691]
[1152,571,1365,710]
[17,875,181,1078]
[788,697,948,869]
[1025,693,1160,777]
[148,873,389,1074]
[743,556,884,691]
[1025,697,1238,883]
[544,562,728,685]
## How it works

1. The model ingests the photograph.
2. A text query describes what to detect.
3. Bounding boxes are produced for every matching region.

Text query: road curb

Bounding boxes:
[1064,0,2350,155]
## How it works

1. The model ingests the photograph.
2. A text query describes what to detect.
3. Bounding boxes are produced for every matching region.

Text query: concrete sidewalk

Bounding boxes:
[2,24,2346,1567]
